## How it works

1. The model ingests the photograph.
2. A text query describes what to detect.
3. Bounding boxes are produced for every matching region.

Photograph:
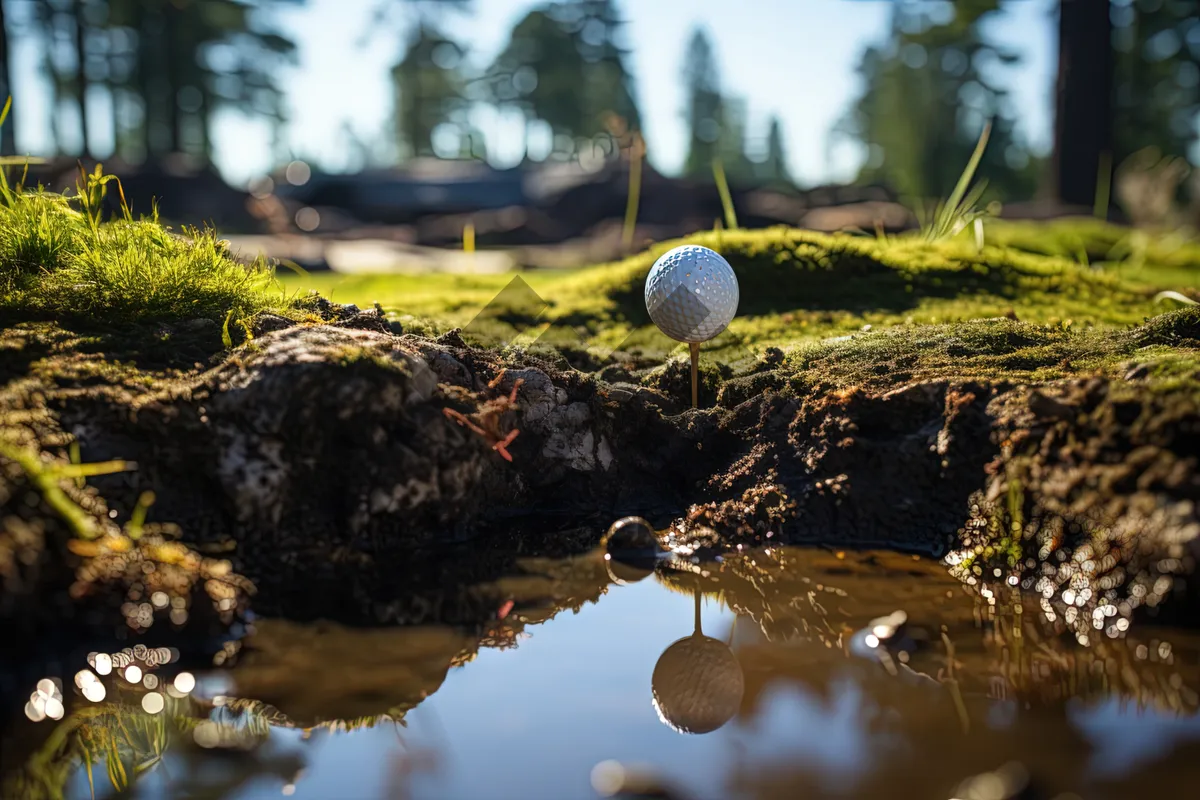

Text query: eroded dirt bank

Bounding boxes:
[3,306,1196,629]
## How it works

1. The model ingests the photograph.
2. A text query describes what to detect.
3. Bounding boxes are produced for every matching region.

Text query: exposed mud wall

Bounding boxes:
[4,308,1199,628]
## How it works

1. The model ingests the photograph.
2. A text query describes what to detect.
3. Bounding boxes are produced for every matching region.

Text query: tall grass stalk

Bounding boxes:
[623,133,644,248]
[463,221,475,253]
[712,158,738,230]
[0,97,47,194]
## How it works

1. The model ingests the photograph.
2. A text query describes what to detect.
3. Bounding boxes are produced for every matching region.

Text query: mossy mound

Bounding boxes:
[288,223,1195,369]
[777,312,1200,395]
[558,227,1147,322]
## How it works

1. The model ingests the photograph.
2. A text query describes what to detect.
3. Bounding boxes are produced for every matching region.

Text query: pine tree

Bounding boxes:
[1111,0,1200,164]
[101,0,302,164]
[572,0,640,138]
[487,7,587,148]
[487,1,641,156]
[716,96,754,181]
[681,26,723,179]
[837,0,1037,201]
[760,115,791,186]
[392,22,467,159]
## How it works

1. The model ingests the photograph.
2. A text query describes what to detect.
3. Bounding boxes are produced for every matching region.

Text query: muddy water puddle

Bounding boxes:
[4,547,1200,799]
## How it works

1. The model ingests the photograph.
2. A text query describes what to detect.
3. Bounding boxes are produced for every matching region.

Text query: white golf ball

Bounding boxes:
[644,245,739,343]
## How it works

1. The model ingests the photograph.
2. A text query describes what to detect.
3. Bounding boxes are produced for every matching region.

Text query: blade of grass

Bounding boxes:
[81,740,97,800]
[712,158,738,230]
[623,133,644,248]
[55,459,132,479]
[1154,290,1198,306]
[125,491,156,540]
[926,121,992,241]
[114,175,132,221]
[942,121,991,226]
[69,441,83,488]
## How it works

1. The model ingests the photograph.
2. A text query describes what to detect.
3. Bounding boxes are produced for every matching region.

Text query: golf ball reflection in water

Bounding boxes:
[644,245,740,343]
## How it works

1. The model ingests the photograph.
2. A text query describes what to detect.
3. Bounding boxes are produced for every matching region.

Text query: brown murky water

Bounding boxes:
[4,546,1200,799]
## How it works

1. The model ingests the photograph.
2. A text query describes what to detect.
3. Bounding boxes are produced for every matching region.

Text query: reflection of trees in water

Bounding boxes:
[657,547,1200,715]
[651,547,1200,799]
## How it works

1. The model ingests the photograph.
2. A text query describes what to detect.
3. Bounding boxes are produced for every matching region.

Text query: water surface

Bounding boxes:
[5,547,1200,799]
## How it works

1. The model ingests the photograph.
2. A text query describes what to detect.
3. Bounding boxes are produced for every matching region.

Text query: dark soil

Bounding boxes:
[3,307,1198,634]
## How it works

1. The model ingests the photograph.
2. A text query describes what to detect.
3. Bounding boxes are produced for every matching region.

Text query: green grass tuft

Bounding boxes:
[922,121,993,242]
[0,185,290,326]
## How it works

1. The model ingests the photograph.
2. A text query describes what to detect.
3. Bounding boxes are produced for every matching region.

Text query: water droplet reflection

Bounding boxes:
[139,691,163,714]
[174,671,196,694]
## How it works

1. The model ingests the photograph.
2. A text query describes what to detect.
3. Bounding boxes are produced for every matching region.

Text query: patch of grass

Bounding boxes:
[0,182,291,326]
[285,270,573,324]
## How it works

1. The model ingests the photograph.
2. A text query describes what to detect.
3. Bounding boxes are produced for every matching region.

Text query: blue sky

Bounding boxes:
[8,0,1058,188]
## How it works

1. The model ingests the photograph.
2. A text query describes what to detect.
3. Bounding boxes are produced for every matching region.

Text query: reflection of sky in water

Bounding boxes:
[52,571,1200,799]
[1074,698,1200,777]
[403,579,744,800]
[732,681,871,778]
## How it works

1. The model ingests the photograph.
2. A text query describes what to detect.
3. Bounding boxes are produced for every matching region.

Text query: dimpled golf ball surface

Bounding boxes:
[644,245,739,343]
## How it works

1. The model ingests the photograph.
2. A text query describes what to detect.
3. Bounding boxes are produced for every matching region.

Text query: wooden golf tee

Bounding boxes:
[689,342,700,409]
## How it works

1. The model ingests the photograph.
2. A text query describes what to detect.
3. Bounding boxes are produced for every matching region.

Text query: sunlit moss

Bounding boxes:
[282,225,1194,366]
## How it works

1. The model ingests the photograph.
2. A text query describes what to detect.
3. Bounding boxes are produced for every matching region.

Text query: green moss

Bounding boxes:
[1135,305,1200,346]
[330,344,414,375]
[982,217,1200,266]
[283,226,1193,367]
[777,310,1200,394]
[557,227,1146,321]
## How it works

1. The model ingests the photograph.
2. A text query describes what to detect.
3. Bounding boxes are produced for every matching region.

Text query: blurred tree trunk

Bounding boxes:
[198,86,211,164]
[0,0,13,154]
[70,0,90,157]
[136,8,155,157]
[1054,0,1113,207]
[165,7,182,153]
